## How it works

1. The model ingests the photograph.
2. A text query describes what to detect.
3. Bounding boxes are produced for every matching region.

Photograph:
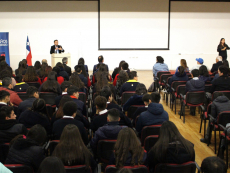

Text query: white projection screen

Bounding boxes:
[99,0,170,50]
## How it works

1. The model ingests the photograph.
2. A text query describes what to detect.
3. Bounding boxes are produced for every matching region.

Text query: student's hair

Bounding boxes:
[191,69,199,77]
[135,83,147,95]
[180,59,188,69]
[0,70,12,80]
[17,61,26,75]
[201,156,227,173]
[150,121,194,163]
[54,39,58,43]
[116,168,133,173]
[34,61,41,70]
[63,101,78,116]
[178,66,185,76]
[2,77,12,87]
[42,59,47,65]
[27,124,47,146]
[23,66,38,82]
[108,108,120,121]
[0,90,10,101]
[149,92,161,103]
[22,59,27,65]
[114,128,144,167]
[56,62,64,69]
[96,72,109,93]
[129,71,137,80]
[26,86,38,97]
[37,156,66,173]
[39,63,48,78]
[56,95,73,119]
[0,106,14,120]
[199,65,209,77]
[119,60,126,69]
[94,96,107,110]
[156,56,164,63]
[74,65,82,73]
[219,65,229,76]
[0,61,8,72]
[142,94,151,103]
[74,64,88,78]
[42,72,59,94]
[0,55,5,62]
[69,73,84,89]
[117,70,129,87]
[100,87,112,100]
[15,74,23,83]
[62,57,68,64]
[78,57,85,65]
[31,99,47,116]
[223,60,229,68]
[98,55,104,62]
[67,85,79,95]
[60,81,72,92]
[52,124,92,168]
[121,62,129,70]
[52,66,60,75]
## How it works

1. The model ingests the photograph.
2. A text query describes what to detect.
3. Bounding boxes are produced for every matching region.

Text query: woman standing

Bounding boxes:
[217,38,230,61]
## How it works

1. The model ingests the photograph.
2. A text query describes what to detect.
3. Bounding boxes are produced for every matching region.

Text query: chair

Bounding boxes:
[127,105,145,119]
[170,81,187,109]
[46,140,59,156]
[171,84,186,114]
[39,92,58,105]
[105,165,149,173]
[17,92,29,101]
[155,71,171,92]
[65,165,92,173]
[141,125,161,146]
[144,135,159,152]
[212,91,230,100]
[158,74,173,93]
[154,161,200,173]
[97,140,117,164]
[26,82,40,89]
[164,77,172,105]
[180,91,205,123]
[199,103,212,137]
[204,84,212,93]
[4,164,33,173]
[0,143,9,163]
[121,91,135,106]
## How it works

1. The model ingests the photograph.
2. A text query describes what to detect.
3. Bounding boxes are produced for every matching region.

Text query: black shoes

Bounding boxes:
[200,138,208,144]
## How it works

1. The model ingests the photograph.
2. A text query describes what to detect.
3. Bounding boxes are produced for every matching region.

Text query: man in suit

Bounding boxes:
[62,57,71,76]
[211,56,223,73]
[93,55,109,74]
[50,40,65,54]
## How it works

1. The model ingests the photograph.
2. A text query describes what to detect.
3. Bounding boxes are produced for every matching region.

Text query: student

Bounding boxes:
[0,106,27,143]
[5,124,47,172]
[69,73,86,93]
[116,70,129,90]
[93,55,109,74]
[78,57,88,75]
[136,92,169,134]
[23,66,42,85]
[38,156,66,173]
[113,62,130,86]
[15,61,27,75]
[199,65,211,82]
[62,57,71,77]
[0,90,10,108]
[55,81,72,108]
[43,66,64,85]
[112,60,125,79]
[17,86,39,117]
[56,62,69,81]
[145,121,195,172]
[169,66,189,86]
[18,98,51,134]
[153,56,169,79]
[120,71,139,95]
[185,69,205,93]
[201,156,227,173]
[74,65,88,87]
[190,58,208,71]
[34,61,41,71]
[37,63,48,78]
[53,124,97,172]
[109,127,147,167]
[0,68,16,87]
[14,74,29,92]
[176,59,189,73]
[123,83,147,111]
[52,101,88,144]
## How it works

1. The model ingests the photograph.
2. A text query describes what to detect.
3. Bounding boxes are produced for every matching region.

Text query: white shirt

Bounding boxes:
[193,77,199,80]
[63,115,74,119]
[0,102,7,105]
[99,109,108,115]
[62,92,67,95]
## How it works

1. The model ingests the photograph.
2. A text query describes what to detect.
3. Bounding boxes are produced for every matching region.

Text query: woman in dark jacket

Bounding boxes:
[5,124,47,172]
[18,99,51,134]
[217,38,230,61]
[169,66,189,86]
[199,65,211,83]
[145,121,195,172]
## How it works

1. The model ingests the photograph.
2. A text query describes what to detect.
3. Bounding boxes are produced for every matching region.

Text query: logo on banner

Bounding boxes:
[0,39,8,46]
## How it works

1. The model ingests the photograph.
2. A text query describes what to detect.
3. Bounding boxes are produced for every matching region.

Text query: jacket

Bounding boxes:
[133,106,148,126]
[120,80,139,95]
[13,82,29,92]
[17,97,37,118]
[185,78,205,93]
[169,72,189,86]
[217,44,230,58]
[136,103,169,133]
[63,63,72,77]
[199,75,211,83]
[153,63,169,78]
[211,61,223,73]
[211,96,230,118]
[50,45,65,54]
[123,94,144,111]
[84,65,89,74]
[210,75,230,93]
[59,68,69,81]
[0,87,22,106]
[78,74,88,86]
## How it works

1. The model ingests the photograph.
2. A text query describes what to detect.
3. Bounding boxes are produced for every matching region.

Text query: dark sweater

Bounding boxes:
[17,97,37,118]
[169,72,189,86]
[211,61,223,73]
[120,80,139,95]
[13,82,29,92]
[78,74,88,87]
[63,64,71,77]
[133,106,148,127]
[185,78,205,93]
[211,96,230,118]
[210,75,230,93]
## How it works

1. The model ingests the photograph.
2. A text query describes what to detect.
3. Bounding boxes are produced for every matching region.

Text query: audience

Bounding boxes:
[120,71,139,95]
[56,62,69,81]
[199,65,211,82]
[93,55,109,73]
[201,156,227,173]
[62,57,71,77]
[15,61,27,75]
[153,56,169,79]
[14,74,29,92]
[190,58,205,71]
[0,90,10,108]
[55,81,72,107]
[34,61,41,71]
[169,66,189,86]
[78,57,88,75]
[74,65,87,86]
[176,59,189,72]
[69,73,86,93]
[146,121,195,172]
[23,66,42,85]
[211,56,223,73]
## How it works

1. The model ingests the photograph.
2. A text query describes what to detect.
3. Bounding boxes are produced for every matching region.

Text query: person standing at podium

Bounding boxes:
[50,40,65,54]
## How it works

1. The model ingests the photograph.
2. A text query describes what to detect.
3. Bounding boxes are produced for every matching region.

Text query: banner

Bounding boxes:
[0,32,10,66]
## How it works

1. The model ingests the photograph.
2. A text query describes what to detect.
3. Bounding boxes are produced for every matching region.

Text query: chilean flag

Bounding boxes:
[26,36,32,66]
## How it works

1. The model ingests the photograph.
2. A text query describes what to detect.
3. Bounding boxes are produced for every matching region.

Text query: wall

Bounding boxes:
[0,1,230,72]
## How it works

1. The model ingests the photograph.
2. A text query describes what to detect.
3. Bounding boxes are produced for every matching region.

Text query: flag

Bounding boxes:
[26,36,32,66]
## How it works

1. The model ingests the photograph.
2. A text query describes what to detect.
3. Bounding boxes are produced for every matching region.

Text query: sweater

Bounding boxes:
[211,96,230,118]
[210,75,230,93]
[169,72,189,86]
[13,82,29,92]
[185,78,205,93]
[0,87,22,106]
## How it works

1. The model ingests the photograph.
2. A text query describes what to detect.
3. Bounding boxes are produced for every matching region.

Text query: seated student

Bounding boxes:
[78,57,88,75]
[120,71,139,95]
[74,65,87,87]
[15,61,27,76]
[17,86,39,117]
[210,65,230,93]
[211,56,223,73]
[37,156,66,173]
[145,121,195,172]
[93,55,109,74]
[176,59,189,73]
[39,71,62,95]
[55,62,69,81]
[200,92,230,144]
[113,62,130,86]
[37,63,48,78]
[116,70,129,91]
[91,96,132,132]
[211,60,229,83]
[0,90,10,108]
[5,125,47,172]
[69,73,86,93]
[52,101,88,144]
[67,86,86,116]
[153,56,169,80]
[0,68,16,87]
[0,77,22,106]
[201,156,227,173]
[190,58,205,71]
[123,83,147,111]
[23,66,42,85]
[136,92,169,134]
[55,81,72,108]
[62,57,72,77]
[199,65,211,82]
[112,60,125,80]
[43,67,64,85]
[93,63,112,84]
[18,98,51,134]
[169,66,189,86]
[90,108,127,151]
[0,106,27,143]
[14,74,29,92]
[109,127,147,167]
[34,61,41,72]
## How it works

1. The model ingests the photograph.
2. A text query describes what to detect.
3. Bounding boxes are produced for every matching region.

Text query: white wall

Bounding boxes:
[0,1,230,72]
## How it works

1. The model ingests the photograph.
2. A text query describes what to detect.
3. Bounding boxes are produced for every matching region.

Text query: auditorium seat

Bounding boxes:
[105,165,148,173]
[141,125,161,146]
[144,135,159,152]
[97,140,117,164]
[17,92,29,101]
[65,165,92,173]
[4,164,33,173]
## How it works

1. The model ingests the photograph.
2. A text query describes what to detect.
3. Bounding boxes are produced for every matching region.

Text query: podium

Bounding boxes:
[51,53,71,67]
